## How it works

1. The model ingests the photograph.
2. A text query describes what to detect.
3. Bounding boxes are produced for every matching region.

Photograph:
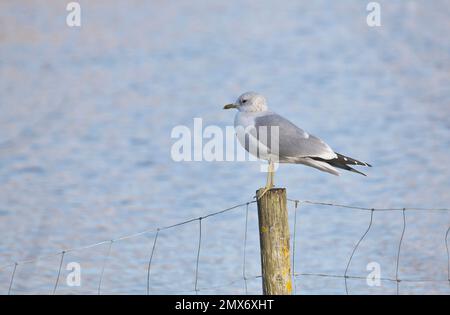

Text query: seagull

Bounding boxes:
[223,91,371,198]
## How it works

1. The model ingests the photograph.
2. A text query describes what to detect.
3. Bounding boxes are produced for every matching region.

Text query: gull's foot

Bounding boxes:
[255,185,275,200]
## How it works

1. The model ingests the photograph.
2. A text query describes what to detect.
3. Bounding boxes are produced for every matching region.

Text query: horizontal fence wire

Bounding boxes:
[294,272,450,282]
[288,199,450,212]
[2,197,450,295]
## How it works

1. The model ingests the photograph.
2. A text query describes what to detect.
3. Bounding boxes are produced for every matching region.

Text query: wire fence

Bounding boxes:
[288,199,450,295]
[1,197,450,295]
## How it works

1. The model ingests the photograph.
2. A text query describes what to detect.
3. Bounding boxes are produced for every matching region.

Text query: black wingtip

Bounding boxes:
[348,166,367,176]
[335,152,371,168]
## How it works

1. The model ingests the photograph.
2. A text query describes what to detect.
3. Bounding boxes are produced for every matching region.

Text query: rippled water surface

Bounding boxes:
[0,1,449,294]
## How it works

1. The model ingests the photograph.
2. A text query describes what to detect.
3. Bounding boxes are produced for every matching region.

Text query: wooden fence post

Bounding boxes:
[256,188,292,295]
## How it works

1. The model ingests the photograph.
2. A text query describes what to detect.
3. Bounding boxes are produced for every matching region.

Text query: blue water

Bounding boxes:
[0,0,449,294]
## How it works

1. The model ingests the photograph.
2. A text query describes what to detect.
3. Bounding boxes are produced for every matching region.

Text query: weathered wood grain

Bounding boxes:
[256,188,292,295]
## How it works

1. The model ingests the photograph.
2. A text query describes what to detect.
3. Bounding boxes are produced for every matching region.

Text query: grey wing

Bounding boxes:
[254,113,336,160]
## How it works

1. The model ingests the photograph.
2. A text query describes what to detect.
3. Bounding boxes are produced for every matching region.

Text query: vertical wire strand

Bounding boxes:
[344,209,374,295]
[194,218,202,295]
[242,203,249,294]
[97,240,114,295]
[147,229,160,295]
[396,209,406,295]
[7,262,18,295]
[292,200,299,295]
[53,251,66,295]
[444,224,450,285]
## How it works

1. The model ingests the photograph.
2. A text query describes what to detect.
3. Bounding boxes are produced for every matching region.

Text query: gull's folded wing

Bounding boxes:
[254,113,337,160]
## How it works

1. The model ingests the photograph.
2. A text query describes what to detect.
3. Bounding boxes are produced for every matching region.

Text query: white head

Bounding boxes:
[223,92,268,112]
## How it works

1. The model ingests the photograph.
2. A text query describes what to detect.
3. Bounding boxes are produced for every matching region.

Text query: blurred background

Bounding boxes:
[0,0,449,294]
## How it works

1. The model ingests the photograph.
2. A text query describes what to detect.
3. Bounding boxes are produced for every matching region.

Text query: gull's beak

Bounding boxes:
[223,103,237,110]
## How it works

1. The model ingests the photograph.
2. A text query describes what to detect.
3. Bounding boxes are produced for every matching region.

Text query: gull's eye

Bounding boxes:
[242,99,247,103]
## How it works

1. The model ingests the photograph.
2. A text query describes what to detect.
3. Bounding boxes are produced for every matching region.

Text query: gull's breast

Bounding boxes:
[234,111,273,161]
[235,111,254,129]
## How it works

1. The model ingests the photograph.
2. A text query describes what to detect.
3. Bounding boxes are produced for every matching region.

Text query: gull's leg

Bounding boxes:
[267,160,273,187]
[270,160,275,188]
[257,160,274,200]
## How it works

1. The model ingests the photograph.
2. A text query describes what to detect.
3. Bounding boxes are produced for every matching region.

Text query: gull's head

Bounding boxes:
[223,92,268,112]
